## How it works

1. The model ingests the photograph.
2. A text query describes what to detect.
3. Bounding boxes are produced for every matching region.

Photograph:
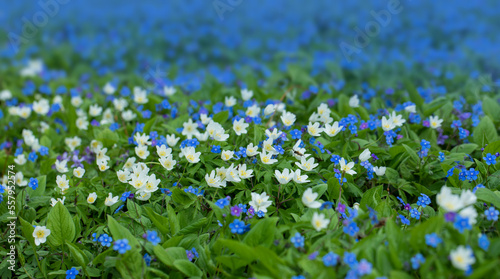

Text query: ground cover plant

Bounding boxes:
[1,0,500,278]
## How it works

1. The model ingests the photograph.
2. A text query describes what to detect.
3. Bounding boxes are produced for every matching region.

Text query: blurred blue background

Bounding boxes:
[1,0,499,78]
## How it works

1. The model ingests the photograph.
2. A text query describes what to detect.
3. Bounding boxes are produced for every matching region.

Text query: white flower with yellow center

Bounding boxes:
[105,193,119,206]
[73,167,85,178]
[50,197,66,207]
[117,170,131,183]
[293,169,309,184]
[233,118,249,136]
[307,122,323,137]
[324,121,343,137]
[381,116,395,131]
[135,145,150,160]
[339,158,356,175]
[33,226,51,246]
[296,157,318,172]
[87,192,97,204]
[55,159,69,173]
[144,174,160,193]
[249,192,272,213]
[15,172,28,187]
[312,212,330,231]
[245,104,260,118]
[221,150,234,161]
[280,111,296,127]
[302,188,321,208]
[225,96,237,107]
[182,118,199,139]
[274,168,293,184]
[260,151,277,165]
[238,164,253,179]
[246,143,259,157]
[166,134,180,147]
[205,170,223,188]
[450,246,475,271]
[156,145,172,158]
[429,115,443,129]
[182,147,201,164]
[159,155,176,171]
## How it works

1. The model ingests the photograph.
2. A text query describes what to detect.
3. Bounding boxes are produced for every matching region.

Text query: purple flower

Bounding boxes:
[230,205,242,217]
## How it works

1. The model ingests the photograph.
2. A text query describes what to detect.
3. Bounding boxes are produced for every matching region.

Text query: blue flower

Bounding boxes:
[145,230,161,246]
[65,267,79,279]
[229,219,248,234]
[411,253,425,269]
[257,210,265,218]
[438,152,445,162]
[292,276,305,279]
[290,232,304,248]
[357,259,373,275]
[484,153,497,165]
[29,177,38,190]
[39,146,49,156]
[425,233,442,248]
[417,194,431,208]
[454,215,472,233]
[98,233,113,247]
[398,214,410,226]
[410,208,421,220]
[186,248,198,261]
[478,234,489,251]
[290,129,302,139]
[215,198,230,209]
[113,239,132,254]
[420,139,431,150]
[211,145,221,153]
[28,151,38,162]
[144,253,152,266]
[472,184,485,193]
[322,252,339,267]
[343,252,358,268]
[343,222,359,237]
[120,191,131,202]
[485,207,499,221]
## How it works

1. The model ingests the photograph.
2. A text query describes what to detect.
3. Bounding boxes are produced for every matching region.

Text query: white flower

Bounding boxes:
[245,104,260,118]
[166,134,180,147]
[144,174,160,193]
[246,143,259,157]
[296,157,319,172]
[241,89,253,101]
[307,122,323,137]
[156,145,172,158]
[134,132,152,146]
[225,164,241,183]
[105,193,119,206]
[182,118,199,139]
[135,145,150,160]
[55,159,69,173]
[87,192,97,204]
[50,197,66,207]
[339,158,356,175]
[0,89,12,100]
[233,118,249,136]
[89,104,102,117]
[281,111,296,127]
[324,121,343,137]
[249,192,272,213]
[238,164,253,179]
[260,151,277,165]
[373,166,386,176]
[33,226,51,246]
[389,111,406,127]
[20,59,43,77]
[213,127,229,142]
[450,246,475,271]
[359,149,371,162]
[262,138,277,155]
[429,115,443,129]
[293,169,310,184]
[113,98,128,111]
[274,169,294,184]
[133,87,148,104]
[264,104,277,116]
[381,116,395,131]
[103,82,116,95]
[76,117,89,130]
[265,128,283,141]
[73,167,85,178]
[123,157,136,170]
[205,170,223,188]
[460,190,477,207]
[56,175,69,193]
[221,150,234,161]
[182,147,201,164]
[90,140,103,153]
[163,86,176,96]
[65,136,82,152]
[349,95,360,108]
[200,114,212,125]
[117,170,131,183]
[33,98,50,115]
[302,188,322,208]
[159,155,176,170]
[405,105,416,113]
[14,154,27,165]
[312,212,330,231]
[136,190,152,201]
[19,107,32,119]
[97,161,110,172]
[122,110,137,121]
[436,187,464,212]
[71,96,83,107]
[225,96,237,107]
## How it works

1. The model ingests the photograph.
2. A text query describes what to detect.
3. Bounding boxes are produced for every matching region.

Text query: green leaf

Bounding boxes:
[175,217,207,236]
[20,217,35,247]
[47,202,75,246]
[167,204,180,235]
[66,242,89,267]
[126,199,142,219]
[173,259,203,278]
[243,217,278,247]
[402,144,420,166]
[26,175,46,197]
[115,249,146,279]
[451,143,478,154]
[475,188,500,208]
[482,96,500,122]
[144,207,170,236]
[212,110,229,123]
[483,140,500,156]
[153,246,187,267]
[473,116,498,146]
[95,128,119,148]
[359,186,383,210]
[107,215,140,249]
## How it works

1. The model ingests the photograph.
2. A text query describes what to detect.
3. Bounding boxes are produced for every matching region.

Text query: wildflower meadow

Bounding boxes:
[1,0,500,278]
